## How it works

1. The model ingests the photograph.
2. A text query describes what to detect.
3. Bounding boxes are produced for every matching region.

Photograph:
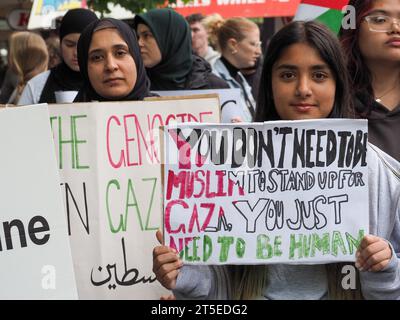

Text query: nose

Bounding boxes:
[390,19,400,33]
[105,54,118,71]
[296,76,312,98]
[138,36,144,48]
[255,46,262,56]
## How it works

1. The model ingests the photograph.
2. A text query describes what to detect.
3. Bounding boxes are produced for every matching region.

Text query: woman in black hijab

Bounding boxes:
[18,8,98,105]
[134,8,228,91]
[74,18,151,102]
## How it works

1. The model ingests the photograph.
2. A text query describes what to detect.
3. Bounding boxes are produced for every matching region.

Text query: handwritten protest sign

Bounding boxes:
[154,89,242,123]
[163,120,369,265]
[49,96,220,299]
[0,104,77,299]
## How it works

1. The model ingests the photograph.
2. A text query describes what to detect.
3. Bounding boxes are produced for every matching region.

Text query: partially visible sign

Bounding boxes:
[28,0,84,29]
[154,89,242,123]
[0,104,77,299]
[27,0,133,30]
[49,96,220,299]
[171,0,301,18]
[7,9,30,30]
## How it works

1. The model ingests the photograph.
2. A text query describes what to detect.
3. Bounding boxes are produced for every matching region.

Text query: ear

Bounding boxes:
[227,38,238,54]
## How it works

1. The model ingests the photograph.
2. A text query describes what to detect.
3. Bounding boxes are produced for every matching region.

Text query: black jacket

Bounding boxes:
[184,55,229,90]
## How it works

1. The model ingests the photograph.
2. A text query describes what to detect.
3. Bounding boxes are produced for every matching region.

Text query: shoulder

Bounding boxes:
[207,73,230,89]
[28,70,51,87]
[18,70,51,105]
[368,143,400,178]
[186,55,228,90]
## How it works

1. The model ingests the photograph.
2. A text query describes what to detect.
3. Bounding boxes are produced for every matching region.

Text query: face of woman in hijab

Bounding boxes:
[61,33,80,72]
[87,28,137,99]
[136,23,162,68]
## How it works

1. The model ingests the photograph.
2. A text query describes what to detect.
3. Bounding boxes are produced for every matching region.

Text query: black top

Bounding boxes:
[355,92,400,162]
[39,62,84,103]
[220,56,239,79]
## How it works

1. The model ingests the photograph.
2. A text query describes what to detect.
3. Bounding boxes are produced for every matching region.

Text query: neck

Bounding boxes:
[368,60,400,110]
[369,60,400,88]
[222,53,239,68]
[197,45,208,58]
[221,55,239,79]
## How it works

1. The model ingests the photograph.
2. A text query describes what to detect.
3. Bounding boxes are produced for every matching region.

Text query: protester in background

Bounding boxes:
[208,17,262,122]
[74,18,151,102]
[340,0,400,162]
[186,13,220,67]
[45,36,61,69]
[203,13,223,52]
[133,8,228,91]
[152,21,400,300]
[18,8,98,105]
[7,31,48,104]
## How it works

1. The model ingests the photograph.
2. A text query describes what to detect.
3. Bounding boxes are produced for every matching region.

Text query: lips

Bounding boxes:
[104,78,124,84]
[386,38,400,46]
[290,103,317,112]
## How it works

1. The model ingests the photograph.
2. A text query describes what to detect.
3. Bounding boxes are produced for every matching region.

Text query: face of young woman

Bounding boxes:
[271,43,336,121]
[231,27,262,69]
[136,23,162,68]
[61,33,80,72]
[358,0,400,64]
[87,28,137,99]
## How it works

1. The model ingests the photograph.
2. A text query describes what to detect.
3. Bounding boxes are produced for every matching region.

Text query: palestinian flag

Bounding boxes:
[294,0,350,34]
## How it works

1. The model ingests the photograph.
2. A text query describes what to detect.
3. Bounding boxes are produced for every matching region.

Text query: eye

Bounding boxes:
[280,71,296,81]
[312,71,328,81]
[89,54,103,62]
[139,32,153,40]
[370,15,388,24]
[116,49,128,57]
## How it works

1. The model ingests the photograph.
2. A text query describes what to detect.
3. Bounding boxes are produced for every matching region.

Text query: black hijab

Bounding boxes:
[39,8,98,103]
[134,9,193,90]
[74,18,151,102]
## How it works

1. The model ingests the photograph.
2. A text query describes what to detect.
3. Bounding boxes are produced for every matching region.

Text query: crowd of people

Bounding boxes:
[0,0,399,300]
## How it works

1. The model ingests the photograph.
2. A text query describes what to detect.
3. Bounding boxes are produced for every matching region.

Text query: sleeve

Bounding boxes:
[172,265,231,300]
[360,241,400,300]
[360,147,400,299]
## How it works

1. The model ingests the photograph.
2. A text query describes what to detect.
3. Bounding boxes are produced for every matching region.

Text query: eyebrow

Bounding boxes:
[64,39,77,44]
[275,64,329,70]
[367,9,389,15]
[89,44,129,55]
[137,30,153,36]
[366,9,400,16]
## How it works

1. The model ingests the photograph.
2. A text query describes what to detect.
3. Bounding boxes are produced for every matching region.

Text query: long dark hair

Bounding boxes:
[254,21,353,122]
[339,0,375,115]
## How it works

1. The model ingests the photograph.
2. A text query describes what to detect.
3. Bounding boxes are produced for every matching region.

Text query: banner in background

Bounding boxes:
[172,0,301,18]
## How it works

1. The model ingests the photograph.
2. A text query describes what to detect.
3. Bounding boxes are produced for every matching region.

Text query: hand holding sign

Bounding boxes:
[356,235,392,272]
[153,229,183,290]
